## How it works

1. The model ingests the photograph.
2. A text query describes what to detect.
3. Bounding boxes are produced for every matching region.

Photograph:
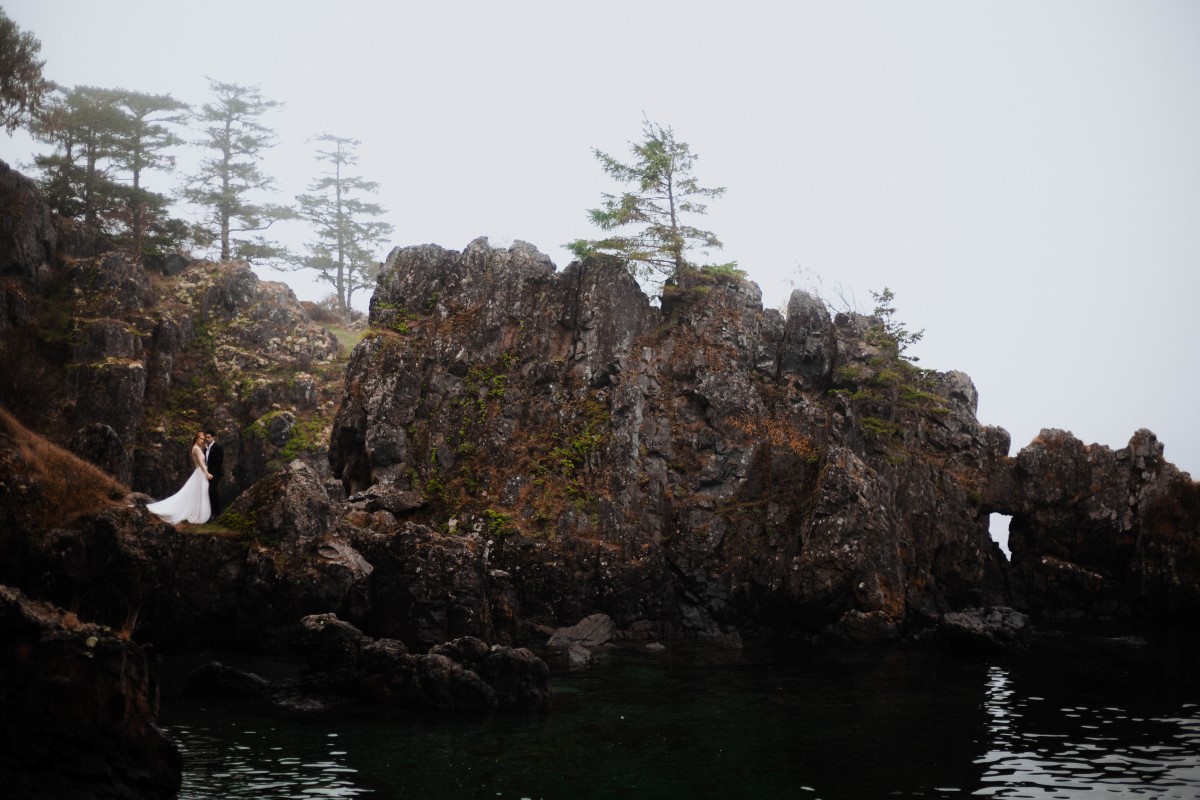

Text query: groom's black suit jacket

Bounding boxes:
[206,442,224,479]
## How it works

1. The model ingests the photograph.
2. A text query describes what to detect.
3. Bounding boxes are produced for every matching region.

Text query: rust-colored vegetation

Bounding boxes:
[0,405,128,528]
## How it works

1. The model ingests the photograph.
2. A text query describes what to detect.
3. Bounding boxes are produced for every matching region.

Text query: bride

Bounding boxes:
[147,431,213,524]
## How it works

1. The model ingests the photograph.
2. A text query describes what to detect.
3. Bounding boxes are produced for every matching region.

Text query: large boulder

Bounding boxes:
[343,515,498,647]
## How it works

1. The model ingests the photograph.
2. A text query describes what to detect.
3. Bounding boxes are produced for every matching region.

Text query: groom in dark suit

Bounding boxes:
[203,430,225,516]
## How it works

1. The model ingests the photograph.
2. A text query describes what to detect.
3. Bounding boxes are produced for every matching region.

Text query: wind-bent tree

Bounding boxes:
[567,117,729,282]
[292,134,393,318]
[109,91,188,256]
[182,79,292,262]
[0,9,53,133]
[30,85,125,235]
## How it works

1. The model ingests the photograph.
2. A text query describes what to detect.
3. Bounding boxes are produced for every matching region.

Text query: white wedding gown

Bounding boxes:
[147,460,211,525]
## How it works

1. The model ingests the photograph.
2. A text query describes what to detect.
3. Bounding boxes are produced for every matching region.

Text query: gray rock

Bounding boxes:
[940,606,1030,652]
[566,643,592,666]
[780,290,835,389]
[547,613,616,648]
[0,159,56,284]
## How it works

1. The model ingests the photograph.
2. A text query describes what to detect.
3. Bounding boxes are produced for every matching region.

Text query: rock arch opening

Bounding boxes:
[989,513,1013,560]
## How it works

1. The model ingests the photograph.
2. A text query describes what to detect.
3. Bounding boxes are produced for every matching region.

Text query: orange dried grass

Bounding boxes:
[0,405,128,528]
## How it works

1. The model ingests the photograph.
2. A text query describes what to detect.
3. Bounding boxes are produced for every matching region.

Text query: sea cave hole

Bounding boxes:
[989,513,1013,560]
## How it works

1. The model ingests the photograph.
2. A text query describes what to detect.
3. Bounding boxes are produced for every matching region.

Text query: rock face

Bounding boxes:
[0,160,56,287]
[330,238,1198,641]
[0,585,181,800]
[989,428,1200,624]
[0,160,347,501]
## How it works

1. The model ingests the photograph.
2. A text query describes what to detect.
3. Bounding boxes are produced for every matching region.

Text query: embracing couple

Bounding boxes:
[146,430,224,525]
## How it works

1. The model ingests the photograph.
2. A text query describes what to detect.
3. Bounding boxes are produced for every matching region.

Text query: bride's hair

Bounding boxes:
[193,431,205,446]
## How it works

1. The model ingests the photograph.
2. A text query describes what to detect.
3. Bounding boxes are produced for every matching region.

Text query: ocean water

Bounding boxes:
[158,634,1200,800]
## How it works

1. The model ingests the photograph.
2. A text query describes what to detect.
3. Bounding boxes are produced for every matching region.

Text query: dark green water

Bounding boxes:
[158,636,1200,799]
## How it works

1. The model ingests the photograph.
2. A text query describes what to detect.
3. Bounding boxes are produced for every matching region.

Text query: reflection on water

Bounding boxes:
[160,637,1199,800]
[979,664,1200,798]
[171,724,368,799]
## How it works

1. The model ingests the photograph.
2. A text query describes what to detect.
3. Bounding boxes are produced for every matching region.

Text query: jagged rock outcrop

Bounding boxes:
[4,144,1196,661]
[0,159,56,288]
[330,237,1197,642]
[988,428,1200,624]
[330,239,1006,642]
[0,585,180,800]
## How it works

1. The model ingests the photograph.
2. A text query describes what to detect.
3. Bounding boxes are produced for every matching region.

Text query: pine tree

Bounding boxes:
[109,91,188,256]
[181,79,293,262]
[30,85,125,239]
[567,117,729,282]
[291,134,393,318]
[0,9,53,133]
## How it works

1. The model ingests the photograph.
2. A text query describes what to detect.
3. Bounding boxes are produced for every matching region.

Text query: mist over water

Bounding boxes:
[159,635,1199,799]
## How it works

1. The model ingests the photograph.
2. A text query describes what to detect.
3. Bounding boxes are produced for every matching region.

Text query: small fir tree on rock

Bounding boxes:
[567,117,733,287]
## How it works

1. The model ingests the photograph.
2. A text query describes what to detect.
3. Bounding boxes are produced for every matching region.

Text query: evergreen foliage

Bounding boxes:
[30,86,191,257]
[181,79,294,263]
[869,287,925,362]
[0,9,52,133]
[290,135,394,319]
[30,86,124,236]
[567,117,731,284]
[109,91,189,256]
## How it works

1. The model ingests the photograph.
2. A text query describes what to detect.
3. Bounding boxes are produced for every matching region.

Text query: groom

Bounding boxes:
[203,430,225,516]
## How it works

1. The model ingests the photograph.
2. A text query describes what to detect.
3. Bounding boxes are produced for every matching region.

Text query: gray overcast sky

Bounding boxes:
[4,0,1199,478]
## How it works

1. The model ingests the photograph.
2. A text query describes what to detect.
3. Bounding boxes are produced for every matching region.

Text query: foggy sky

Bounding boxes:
[4,0,1199,479]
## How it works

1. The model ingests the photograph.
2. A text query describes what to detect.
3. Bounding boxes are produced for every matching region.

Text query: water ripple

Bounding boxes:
[975,665,1200,798]
[165,722,373,799]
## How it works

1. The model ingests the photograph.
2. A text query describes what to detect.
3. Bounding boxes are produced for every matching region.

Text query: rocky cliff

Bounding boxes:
[3,154,1195,646]
[330,237,1199,642]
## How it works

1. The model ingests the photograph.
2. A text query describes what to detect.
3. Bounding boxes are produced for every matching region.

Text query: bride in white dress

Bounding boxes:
[147,431,212,524]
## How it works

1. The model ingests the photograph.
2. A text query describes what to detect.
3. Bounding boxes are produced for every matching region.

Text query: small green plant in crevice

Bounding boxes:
[482,508,515,538]
[220,510,281,548]
[279,414,330,461]
[372,302,418,335]
[215,509,258,537]
[697,263,747,282]
[548,398,608,477]
[243,409,291,442]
